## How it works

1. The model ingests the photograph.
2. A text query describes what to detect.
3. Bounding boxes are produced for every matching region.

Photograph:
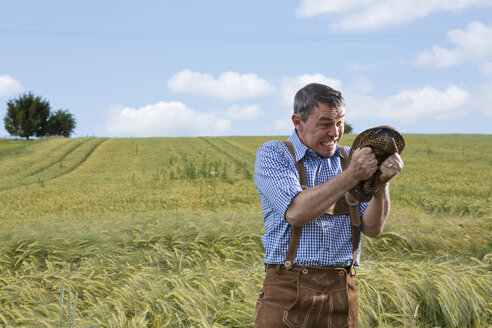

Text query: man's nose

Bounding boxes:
[327,125,338,137]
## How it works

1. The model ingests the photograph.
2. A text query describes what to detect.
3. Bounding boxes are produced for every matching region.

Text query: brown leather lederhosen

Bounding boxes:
[254,142,361,328]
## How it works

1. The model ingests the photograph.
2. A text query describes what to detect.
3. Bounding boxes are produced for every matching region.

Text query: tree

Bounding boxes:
[4,92,50,139]
[3,92,76,139]
[47,109,76,137]
[344,122,353,134]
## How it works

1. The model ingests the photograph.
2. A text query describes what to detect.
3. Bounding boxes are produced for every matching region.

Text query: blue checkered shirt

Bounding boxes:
[254,130,369,267]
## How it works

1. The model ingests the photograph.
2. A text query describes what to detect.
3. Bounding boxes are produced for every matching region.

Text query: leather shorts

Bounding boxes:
[254,264,358,328]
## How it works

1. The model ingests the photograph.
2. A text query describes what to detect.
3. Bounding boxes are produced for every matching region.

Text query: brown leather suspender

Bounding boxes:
[282,141,361,274]
[282,141,306,270]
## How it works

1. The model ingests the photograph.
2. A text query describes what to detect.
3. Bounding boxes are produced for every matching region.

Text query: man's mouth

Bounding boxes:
[321,140,336,147]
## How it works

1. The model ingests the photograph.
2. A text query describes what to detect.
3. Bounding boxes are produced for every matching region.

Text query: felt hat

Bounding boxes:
[347,125,405,202]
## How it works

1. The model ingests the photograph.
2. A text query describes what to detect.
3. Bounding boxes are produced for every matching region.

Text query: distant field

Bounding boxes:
[0,135,490,327]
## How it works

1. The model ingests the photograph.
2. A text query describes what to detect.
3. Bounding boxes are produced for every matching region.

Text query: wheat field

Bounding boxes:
[0,135,490,327]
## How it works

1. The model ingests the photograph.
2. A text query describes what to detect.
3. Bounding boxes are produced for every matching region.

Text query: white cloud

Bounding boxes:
[224,104,263,120]
[415,45,462,67]
[415,21,492,68]
[280,73,343,106]
[0,75,23,97]
[296,0,492,31]
[105,101,231,137]
[296,0,372,18]
[274,82,485,134]
[167,69,275,101]
[347,85,471,123]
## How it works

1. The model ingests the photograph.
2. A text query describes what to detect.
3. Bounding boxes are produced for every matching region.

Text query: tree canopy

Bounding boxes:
[344,122,353,134]
[4,92,50,139]
[3,92,76,139]
[47,109,76,138]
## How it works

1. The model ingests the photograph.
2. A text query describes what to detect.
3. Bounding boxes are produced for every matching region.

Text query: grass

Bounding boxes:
[0,135,490,327]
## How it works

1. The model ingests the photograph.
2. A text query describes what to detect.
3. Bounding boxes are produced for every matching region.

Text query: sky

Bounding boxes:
[1,0,492,137]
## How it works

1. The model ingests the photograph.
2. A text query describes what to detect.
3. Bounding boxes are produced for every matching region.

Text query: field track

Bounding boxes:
[0,138,107,191]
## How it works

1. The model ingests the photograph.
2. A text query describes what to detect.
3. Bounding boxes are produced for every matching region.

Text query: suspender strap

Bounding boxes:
[283,141,307,187]
[282,142,361,274]
[283,141,304,269]
[340,147,361,273]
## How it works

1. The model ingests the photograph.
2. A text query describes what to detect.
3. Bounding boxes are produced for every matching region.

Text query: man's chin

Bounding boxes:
[317,143,337,157]
[317,148,336,158]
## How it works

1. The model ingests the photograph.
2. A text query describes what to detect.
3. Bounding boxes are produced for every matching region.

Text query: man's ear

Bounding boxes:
[292,114,303,131]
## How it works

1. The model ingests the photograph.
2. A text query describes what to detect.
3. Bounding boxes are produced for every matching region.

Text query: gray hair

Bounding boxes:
[294,83,345,121]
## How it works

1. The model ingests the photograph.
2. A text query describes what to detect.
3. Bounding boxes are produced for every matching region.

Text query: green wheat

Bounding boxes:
[0,135,490,327]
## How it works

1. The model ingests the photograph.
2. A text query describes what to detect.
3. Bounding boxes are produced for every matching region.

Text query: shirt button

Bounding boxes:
[324,248,329,252]
[324,225,328,229]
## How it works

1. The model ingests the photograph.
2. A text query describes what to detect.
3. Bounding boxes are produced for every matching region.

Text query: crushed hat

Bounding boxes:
[347,125,405,202]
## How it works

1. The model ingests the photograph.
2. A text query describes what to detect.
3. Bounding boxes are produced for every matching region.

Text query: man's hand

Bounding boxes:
[362,153,402,237]
[379,153,404,184]
[346,147,379,182]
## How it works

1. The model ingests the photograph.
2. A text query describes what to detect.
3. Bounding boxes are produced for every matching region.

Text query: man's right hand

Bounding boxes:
[346,147,378,182]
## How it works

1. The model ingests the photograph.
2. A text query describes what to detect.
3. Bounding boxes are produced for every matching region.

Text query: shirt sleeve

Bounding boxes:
[254,141,303,220]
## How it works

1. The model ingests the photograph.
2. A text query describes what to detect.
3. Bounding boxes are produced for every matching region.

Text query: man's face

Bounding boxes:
[292,103,345,158]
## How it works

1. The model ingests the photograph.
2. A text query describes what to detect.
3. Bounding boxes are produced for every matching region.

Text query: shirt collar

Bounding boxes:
[288,129,342,162]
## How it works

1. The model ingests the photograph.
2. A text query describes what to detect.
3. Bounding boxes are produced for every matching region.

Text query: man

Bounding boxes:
[254,83,403,327]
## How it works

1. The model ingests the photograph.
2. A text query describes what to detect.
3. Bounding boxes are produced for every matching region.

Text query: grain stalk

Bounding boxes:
[59,279,78,328]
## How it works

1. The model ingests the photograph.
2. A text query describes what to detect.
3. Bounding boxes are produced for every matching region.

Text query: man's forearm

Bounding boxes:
[361,183,390,238]
[285,170,359,227]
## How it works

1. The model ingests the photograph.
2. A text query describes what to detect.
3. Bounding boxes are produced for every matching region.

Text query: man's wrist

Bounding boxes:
[374,182,389,197]
[343,169,361,189]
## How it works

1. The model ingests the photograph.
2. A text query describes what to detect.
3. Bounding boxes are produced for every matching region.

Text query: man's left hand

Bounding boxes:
[379,153,404,184]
